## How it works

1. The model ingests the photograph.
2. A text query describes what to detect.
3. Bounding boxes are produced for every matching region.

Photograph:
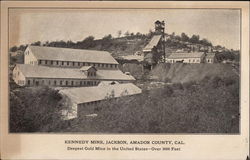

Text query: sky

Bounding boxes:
[9,9,240,50]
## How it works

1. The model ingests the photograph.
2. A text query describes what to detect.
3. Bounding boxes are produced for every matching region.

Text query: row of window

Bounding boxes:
[18,80,25,85]
[207,59,213,63]
[29,61,37,65]
[26,79,99,86]
[169,59,200,63]
[38,60,118,68]
[87,72,96,77]
[78,100,101,107]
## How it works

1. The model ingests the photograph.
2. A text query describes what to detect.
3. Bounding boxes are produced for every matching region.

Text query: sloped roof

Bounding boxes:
[16,64,135,81]
[143,35,162,52]
[96,69,136,81]
[121,55,144,62]
[28,46,118,64]
[59,83,142,104]
[206,53,216,58]
[16,64,86,79]
[167,52,204,59]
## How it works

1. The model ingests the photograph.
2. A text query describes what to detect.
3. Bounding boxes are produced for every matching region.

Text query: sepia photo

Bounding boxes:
[9,8,241,133]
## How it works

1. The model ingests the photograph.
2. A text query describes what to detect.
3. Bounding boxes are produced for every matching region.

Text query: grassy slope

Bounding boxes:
[149,63,238,83]
[62,75,239,133]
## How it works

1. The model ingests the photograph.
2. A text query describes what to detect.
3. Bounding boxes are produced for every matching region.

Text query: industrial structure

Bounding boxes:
[142,20,216,67]
[59,83,142,119]
[13,46,135,86]
[143,20,166,70]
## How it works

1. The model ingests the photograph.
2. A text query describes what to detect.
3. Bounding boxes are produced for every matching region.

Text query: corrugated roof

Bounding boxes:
[59,83,142,104]
[16,64,135,81]
[28,46,118,64]
[143,35,162,51]
[167,52,204,59]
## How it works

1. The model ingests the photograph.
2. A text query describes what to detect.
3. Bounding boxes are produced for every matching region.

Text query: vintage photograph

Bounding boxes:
[9,9,240,133]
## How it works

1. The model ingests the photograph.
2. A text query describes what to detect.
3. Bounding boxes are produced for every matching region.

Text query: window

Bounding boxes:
[38,60,42,64]
[56,61,59,65]
[42,80,44,85]
[73,62,75,66]
[66,81,68,86]
[60,81,62,85]
[102,64,104,67]
[106,64,108,68]
[48,80,51,85]
[27,80,30,85]
[67,62,69,65]
[62,62,64,65]
[54,80,56,85]
[71,81,74,85]
[78,62,80,66]
[45,60,47,64]
[51,61,53,65]
[80,81,82,85]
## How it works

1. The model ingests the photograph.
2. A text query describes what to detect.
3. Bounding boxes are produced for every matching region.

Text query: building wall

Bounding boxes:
[17,77,132,87]
[24,48,38,65]
[166,58,202,63]
[25,78,100,87]
[206,58,214,63]
[37,59,118,69]
[12,66,26,86]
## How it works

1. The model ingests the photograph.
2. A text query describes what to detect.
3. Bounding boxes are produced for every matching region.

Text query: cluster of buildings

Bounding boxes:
[12,45,141,119]
[141,20,216,69]
[12,20,219,119]
[13,46,136,87]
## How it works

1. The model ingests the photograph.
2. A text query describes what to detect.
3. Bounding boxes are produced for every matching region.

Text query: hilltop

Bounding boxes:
[9,31,240,65]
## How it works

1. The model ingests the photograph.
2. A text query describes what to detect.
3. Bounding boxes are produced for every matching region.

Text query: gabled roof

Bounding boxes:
[167,52,204,59]
[143,35,162,52]
[59,83,142,104]
[206,53,216,58]
[15,64,135,81]
[27,46,119,64]
[16,64,86,79]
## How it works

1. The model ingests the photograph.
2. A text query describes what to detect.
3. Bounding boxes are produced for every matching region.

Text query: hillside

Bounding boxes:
[149,63,239,83]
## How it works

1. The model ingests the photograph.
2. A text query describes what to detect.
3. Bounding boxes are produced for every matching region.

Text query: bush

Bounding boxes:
[9,86,64,132]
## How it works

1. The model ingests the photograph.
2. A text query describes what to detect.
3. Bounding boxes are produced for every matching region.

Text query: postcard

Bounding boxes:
[0,1,249,160]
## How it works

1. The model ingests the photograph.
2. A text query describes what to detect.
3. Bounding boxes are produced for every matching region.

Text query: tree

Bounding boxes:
[9,86,64,132]
[117,30,122,38]
[200,38,212,46]
[124,31,130,37]
[31,41,41,46]
[181,33,189,42]
[18,45,27,51]
[174,35,181,41]
[10,46,18,52]
[102,34,112,41]
[82,36,95,48]
[189,35,200,43]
